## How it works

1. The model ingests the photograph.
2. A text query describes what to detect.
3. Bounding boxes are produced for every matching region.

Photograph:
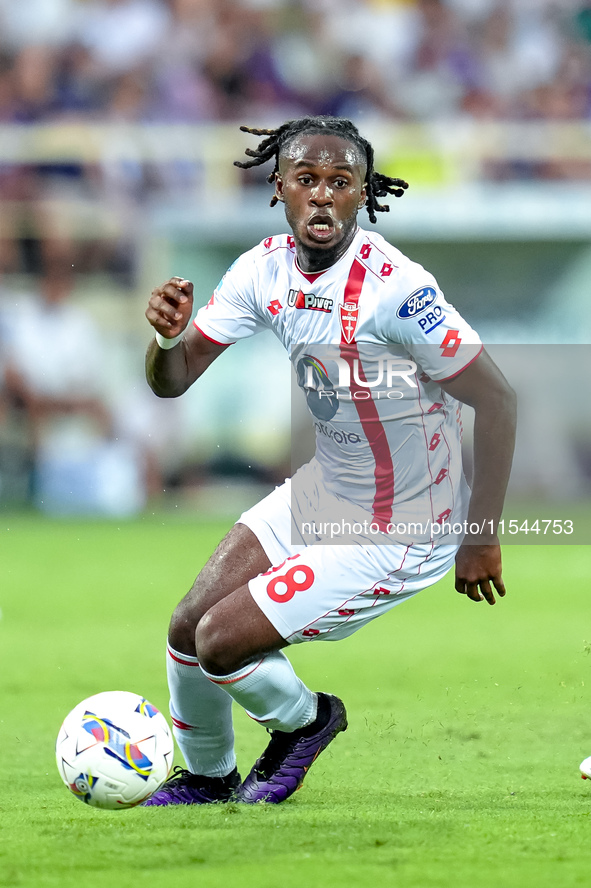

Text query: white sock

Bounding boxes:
[166,644,236,778]
[200,650,317,732]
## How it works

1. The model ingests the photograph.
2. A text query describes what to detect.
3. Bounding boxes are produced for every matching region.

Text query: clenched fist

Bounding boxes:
[146,277,194,340]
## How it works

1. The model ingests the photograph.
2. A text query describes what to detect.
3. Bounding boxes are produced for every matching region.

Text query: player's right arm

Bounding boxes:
[145,277,230,397]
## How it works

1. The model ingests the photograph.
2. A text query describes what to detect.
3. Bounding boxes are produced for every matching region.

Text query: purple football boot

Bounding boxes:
[237,693,347,804]
[142,766,240,806]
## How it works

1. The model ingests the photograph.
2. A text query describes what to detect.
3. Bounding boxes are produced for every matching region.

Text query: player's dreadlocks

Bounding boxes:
[233,116,408,224]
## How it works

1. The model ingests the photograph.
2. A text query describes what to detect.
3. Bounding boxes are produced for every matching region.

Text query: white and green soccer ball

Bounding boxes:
[56,690,174,809]
[580,757,591,781]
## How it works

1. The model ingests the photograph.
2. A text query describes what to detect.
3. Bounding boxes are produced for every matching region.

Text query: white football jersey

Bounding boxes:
[195,227,482,537]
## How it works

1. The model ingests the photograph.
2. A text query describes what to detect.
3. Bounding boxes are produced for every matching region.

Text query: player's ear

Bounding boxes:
[274,174,285,203]
[358,182,367,209]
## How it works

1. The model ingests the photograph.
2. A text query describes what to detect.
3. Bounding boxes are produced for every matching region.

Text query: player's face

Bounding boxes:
[274,134,367,271]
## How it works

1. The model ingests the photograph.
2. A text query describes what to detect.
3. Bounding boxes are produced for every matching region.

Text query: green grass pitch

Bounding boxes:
[1,513,590,888]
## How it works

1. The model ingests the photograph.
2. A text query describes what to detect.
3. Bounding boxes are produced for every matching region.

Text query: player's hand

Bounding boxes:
[146,277,194,339]
[454,541,506,605]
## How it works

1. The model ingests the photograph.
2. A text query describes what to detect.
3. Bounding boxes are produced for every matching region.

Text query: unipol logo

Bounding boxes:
[287,289,333,313]
[396,286,437,319]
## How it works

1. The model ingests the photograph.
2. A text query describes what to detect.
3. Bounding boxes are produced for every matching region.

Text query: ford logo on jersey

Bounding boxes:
[396,286,437,319]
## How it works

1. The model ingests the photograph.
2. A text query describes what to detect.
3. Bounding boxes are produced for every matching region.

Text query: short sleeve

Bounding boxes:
[194,252,268,345]
[378,264,482,381]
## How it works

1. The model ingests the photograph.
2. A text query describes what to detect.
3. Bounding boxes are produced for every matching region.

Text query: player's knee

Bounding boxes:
[167,598,202,656]
[194,609,238,676]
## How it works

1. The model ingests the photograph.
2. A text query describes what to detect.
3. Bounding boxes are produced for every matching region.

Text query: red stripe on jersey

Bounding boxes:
[193,321,236,347]
[344,257,366,302]
[339,259,395,531]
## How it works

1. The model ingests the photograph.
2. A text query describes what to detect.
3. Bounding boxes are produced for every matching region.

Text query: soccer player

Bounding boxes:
[143,116,516,806]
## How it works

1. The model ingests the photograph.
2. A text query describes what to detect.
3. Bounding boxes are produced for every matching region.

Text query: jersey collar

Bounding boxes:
[293,227,365,283]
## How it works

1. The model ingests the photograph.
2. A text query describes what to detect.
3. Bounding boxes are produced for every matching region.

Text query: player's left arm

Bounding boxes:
[439,348,517,605]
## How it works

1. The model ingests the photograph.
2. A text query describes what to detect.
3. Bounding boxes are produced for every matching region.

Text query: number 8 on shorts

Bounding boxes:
[266,565,315,603]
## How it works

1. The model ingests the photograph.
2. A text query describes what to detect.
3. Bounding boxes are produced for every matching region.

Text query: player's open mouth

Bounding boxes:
[307,216,335,242]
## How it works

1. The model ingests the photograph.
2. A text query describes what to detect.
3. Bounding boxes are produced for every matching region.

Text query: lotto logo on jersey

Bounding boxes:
[286,288,333,313]
[440,329,462,358]
[396,286,437,319]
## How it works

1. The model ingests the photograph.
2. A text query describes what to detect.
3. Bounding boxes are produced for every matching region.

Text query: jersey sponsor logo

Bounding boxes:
[286,288,333,313]
[440,329,462,358]
[340,301,358,343]
[396,286,437,319]
[417,305,446,333]
[314,421,361,445]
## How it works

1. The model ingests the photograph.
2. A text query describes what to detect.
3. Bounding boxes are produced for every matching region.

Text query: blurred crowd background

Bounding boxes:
[0,0,590,517]
[0,0,590,125]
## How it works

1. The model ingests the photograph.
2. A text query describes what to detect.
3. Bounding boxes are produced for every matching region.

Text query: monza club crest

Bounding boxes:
[339,302,358,344]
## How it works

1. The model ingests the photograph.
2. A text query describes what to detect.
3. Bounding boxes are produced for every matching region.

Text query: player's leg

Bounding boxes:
[213,541,457,804]
[168,522,272,656]
[150,473,306,807]
[147,481,351,807]
[193,557,351,805]
[195,582,319,729]
[145,522,274,806]
[194,583,348,805]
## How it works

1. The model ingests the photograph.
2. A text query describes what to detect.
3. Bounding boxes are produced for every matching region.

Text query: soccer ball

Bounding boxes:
[580,756,591,780]
[56,690,174,809]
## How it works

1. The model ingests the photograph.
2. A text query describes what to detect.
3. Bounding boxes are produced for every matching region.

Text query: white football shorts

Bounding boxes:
[238,468,458,645]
